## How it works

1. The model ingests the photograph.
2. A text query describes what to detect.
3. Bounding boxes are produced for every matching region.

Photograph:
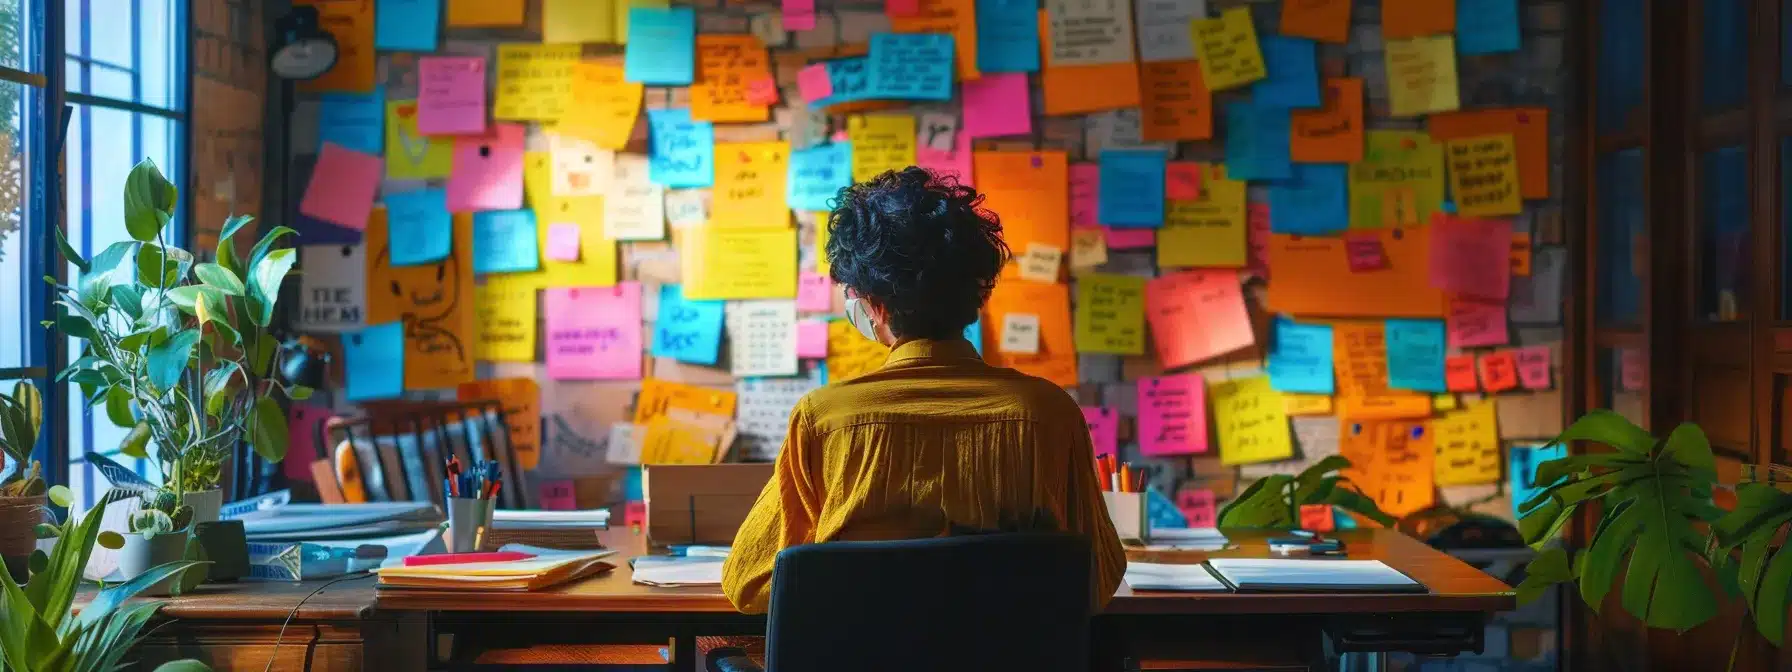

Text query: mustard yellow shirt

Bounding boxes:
[721,338,1127,614]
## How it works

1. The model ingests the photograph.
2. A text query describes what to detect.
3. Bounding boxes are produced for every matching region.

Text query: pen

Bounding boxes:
[1119,463,1134,493]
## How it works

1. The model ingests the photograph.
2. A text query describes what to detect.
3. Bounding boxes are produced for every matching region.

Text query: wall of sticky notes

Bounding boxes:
[281,0,1566,519]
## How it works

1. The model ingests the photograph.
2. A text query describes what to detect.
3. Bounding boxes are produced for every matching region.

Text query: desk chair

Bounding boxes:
[707,533,1092,672]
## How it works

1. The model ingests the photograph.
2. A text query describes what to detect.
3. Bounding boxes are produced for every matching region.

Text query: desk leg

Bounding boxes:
[1338,652,1386,672]
[675,632,696,672]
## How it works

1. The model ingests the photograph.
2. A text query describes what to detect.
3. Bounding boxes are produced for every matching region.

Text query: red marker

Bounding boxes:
[403,551,534,567]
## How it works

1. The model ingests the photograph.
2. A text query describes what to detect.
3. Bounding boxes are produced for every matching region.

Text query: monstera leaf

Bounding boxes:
[1714,482,1792,645]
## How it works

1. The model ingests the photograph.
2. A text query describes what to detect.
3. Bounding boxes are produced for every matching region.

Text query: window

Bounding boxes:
[61,0,185,509]
[0,0,50,491]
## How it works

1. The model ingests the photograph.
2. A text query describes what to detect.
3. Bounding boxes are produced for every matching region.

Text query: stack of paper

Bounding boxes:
[493,509,611,528]
[1205,558,1427,593]
[243,502,441,542]
[376,550,616,591]
[1125,562,1230,592]
[631,555,725,587]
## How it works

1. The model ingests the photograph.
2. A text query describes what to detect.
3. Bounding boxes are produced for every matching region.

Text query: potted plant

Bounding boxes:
[0,380,45,582]
[47,159,305,582]
[0,485,209,671]
[116,488,199,597]
[1216,455,1397,528]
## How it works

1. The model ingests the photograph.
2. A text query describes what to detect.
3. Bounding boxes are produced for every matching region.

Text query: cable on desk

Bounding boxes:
[263,572,377,672]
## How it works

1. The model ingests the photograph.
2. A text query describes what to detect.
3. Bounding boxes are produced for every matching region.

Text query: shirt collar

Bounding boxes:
[882,338,982,368]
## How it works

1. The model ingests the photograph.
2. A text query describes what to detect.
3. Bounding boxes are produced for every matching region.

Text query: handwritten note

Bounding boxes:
[1046,0,1136,66]
[446,124,526,212]
[1515,345,1552,390]
[1254,36,1321,108]
[1385,319,1446,392]
[375,0,441,51]
[300,143,382,230]
[815,57,873,108]
[976,151,1070,253]
[1349,131,1446,229]
[384,188,452,266]
[977,0,1041,72]
[1342,420,1434,517]
[827,318,890,380]
[797,64,833,101]
[1446,354,1478,392]
[728,301,800,377]
[1268,319,1334,394]
[1281,0,1351,43]
[1284,393,1333,416]
[1386,36,1461,117]
[1430,215,1513,300]
[987,281,1078,386]
[1458,0,1520,54]
[1446,297,1509,348]
[494,44,578,121]
[344,322,406,402]
[1143,269,1253,368]
[416,56,486,135]
[1292,78,1364,163]
[1074,274,1146,355]
[471,210,540,274]
[365,209,475,390]
[1138,375,1208,456]
[1212,376,1294,465]
[664,189,710,229]
[647,109,715,188]
[1070,228,1109,269]
[298,245,367,332]
[1192,6,1266,91]
[788,144,852,212]
[1000,313,1043,354]
[301,0,376,93]
[1139,60,1212,142]
[473,276,537,362]
[713,142,791,228]
[1159,171,1246,268]
[1478,350,1520,393]
[961,73,1032,138]
[867,32,956,100]
[1345,231,1388,272]
[890,0,980,80]
[1446,134,1523,217]
[1434,402,1500,485]
[1267,163,1348,234]
[681,227,798,300]
[848,115,918,182]
[692,35,773,122]
[1136,0,1203,61]
[557,61,644,151]
[652,284,726,365]
[545,284,644,380]
[796,272,833,312]
[1018,243,1063,283]
[601,154,664,241]
[1098,150,1167,228]
[1334,321,1433,421]
[386,100,453,179]
[624,7,697,85]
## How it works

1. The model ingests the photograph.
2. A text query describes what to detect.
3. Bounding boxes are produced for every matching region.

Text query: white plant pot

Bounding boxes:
[116,529,191,597]
[184,489,223,525]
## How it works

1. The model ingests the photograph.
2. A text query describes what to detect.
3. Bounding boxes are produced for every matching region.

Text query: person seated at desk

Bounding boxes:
[721,167,1127,614]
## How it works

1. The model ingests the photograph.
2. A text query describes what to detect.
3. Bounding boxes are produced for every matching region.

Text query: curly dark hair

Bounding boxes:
[825,167,1013,340]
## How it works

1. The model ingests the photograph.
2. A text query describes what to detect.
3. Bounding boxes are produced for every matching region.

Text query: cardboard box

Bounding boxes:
[643,464,775,547]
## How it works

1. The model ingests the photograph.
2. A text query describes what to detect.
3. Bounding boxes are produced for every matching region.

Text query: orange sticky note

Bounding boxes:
[1138,60,1212,141]
[711,142,791,228]
[890,0,980,81]
[1299,503,1336,532]
[1427,108,1551,199]
[1144,269,1256,369]
[1038,11,1141,115]
[1382,0,1455,39]
[974,151,1070,256]
[447,0,525,26]
[1266,229,1447,318]
[692,35,772,123]
[1291,77,1364,163]
[1333,321,1433,421]
[1478,351,1520,393]
[556,60,644,151]
[1445,354,1479,392]
[1340,419,1435,518]
[1510,233,1532,276]
[364,209,477,390]
[634,378,739,425]
[986,282,1078,387]
[297,0,376,94]
[457,378,543,470]
[1281,0,1353,43]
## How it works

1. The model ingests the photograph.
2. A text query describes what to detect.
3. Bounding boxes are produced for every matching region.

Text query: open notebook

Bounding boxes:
[1205,559,1428,593]
[375,550,616,591]
[1124,562,1229,592]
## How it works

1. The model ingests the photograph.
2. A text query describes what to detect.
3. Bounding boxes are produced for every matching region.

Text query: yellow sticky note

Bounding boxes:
[1073,273,1146,355]
[514,196,618,289]
[475,276,539,362]
[815,214,831,276]
[494,44,581,121]
[1434,401,1501,485]
[1433,393,1458,411]
[448,0,525,27]
[1284,393,1335,416]
[640,416,723,465]
[635,378,738,424]
[1211,375,1295,466]
[1385,35,1460,118]
[386,100,453,180]
[1348,131,1445,229]
[827,319,890,383]
[712,142,791,229]
[554,61,643,151]
[848,115,917,183]
[544,0,617,43]
[682,227,798,299]
[1159,174,1246,268]
[1445,134,1523,217]
[524,151,554,209]
[1192,7,1267,92]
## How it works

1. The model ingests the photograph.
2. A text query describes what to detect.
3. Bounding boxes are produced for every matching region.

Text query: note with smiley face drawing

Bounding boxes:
[365,207,476,391]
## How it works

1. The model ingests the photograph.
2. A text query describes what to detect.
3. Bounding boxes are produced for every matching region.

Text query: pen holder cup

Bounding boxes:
[1102,491,1147,543]
[446,497,496,553]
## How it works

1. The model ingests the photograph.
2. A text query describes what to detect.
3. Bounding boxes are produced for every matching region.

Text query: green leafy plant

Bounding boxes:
[1514,410,1727,633]
[1216,456,1397,528]
[47,159,305,505]
[0,380,45,497]
[1712,474,1792,645]
[126,489,193,540]
[0,486,210,672]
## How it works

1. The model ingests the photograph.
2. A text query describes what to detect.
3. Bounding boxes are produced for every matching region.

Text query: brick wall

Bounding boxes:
[189,0,266,252]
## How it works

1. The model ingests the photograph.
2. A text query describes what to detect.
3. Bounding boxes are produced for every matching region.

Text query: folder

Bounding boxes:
[1205,558,1428,593]
[375,550,616,591]
[1265,229,1447,318]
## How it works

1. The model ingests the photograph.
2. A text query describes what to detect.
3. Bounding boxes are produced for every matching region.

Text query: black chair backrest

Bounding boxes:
[765,533,1092,672]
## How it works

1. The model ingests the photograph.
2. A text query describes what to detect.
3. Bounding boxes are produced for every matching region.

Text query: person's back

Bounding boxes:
[720,168,1126,614]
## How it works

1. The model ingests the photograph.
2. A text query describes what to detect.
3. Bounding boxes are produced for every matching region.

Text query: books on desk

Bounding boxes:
[376,549,617,591]
[1205,558,1427,593]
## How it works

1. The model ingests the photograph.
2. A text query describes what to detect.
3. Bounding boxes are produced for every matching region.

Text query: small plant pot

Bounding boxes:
[116,529,191,596]
[184,488,224,525]
[0,494,45,584]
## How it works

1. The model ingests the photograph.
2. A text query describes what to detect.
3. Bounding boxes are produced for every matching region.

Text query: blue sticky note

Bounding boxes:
[472,210,540,274]
[384,189,453,266]
[344,322,405,402]
[815,57,873,108]
[648,109,715,188]
[866,33,955,101]
[1385,319,1446,392]
[1147,488,1189,529]
[787,144,853,211]
[1098,149,1167,227]
[1225,101,1293,181]
[1268,318,1334,394]
[1254,37,1322,108]
[1267,164,1348,234]
[1457,0,1521,55]
[1510,443,1568,518]
[374,0,440,52]
[963,319,982,355]
[976,0,1040,73]
[624,7,696,85]
[318,88,385,155]
[652,284,726,365]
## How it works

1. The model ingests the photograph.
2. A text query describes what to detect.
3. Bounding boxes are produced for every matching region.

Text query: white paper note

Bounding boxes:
[605,154,666,240]
[1136,0,1204,62]
[298,244,367,332]
[606,422,644,465]
[664,189,711,228]
[550,133,612,197]
[1001,313,1042,354]
[1085,109,1173,157]
[918,112,958,153]
[1047,0,1138,66]
[728,300,799,377]
[1018,243,1064,283]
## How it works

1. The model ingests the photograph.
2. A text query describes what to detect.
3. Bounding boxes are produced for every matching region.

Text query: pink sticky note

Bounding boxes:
[1246,202,1271,279]
[1446,297,1509,349]
[545,222,583,261]
[961,73,1032,139]
[284,403,333,482]
[1515,345,1551,390]
[798,64,834,102]
[1177,489,1216,528]
[915,122,973,183]
[544,283,644,380]
[797,272,832,312]
[447,124,526,213]
[624,500,647,527]
[783,0,817,31]
[885,0,919,17]
[1619,347,1645,391]
[1137,374,1209,456]
[797,319,829,358]
[745,77,780,105]
[1165,162,1202,201]
[1429,214,1514,300]
[1344,231,1388,272]
[1144,270,1255,369]
[1070,164,1100,226]
[300,143,383,229]
[1082,407,1118,458]
[1105,227,1155,249]
[417,56,487,136]
[538,480,578,511]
